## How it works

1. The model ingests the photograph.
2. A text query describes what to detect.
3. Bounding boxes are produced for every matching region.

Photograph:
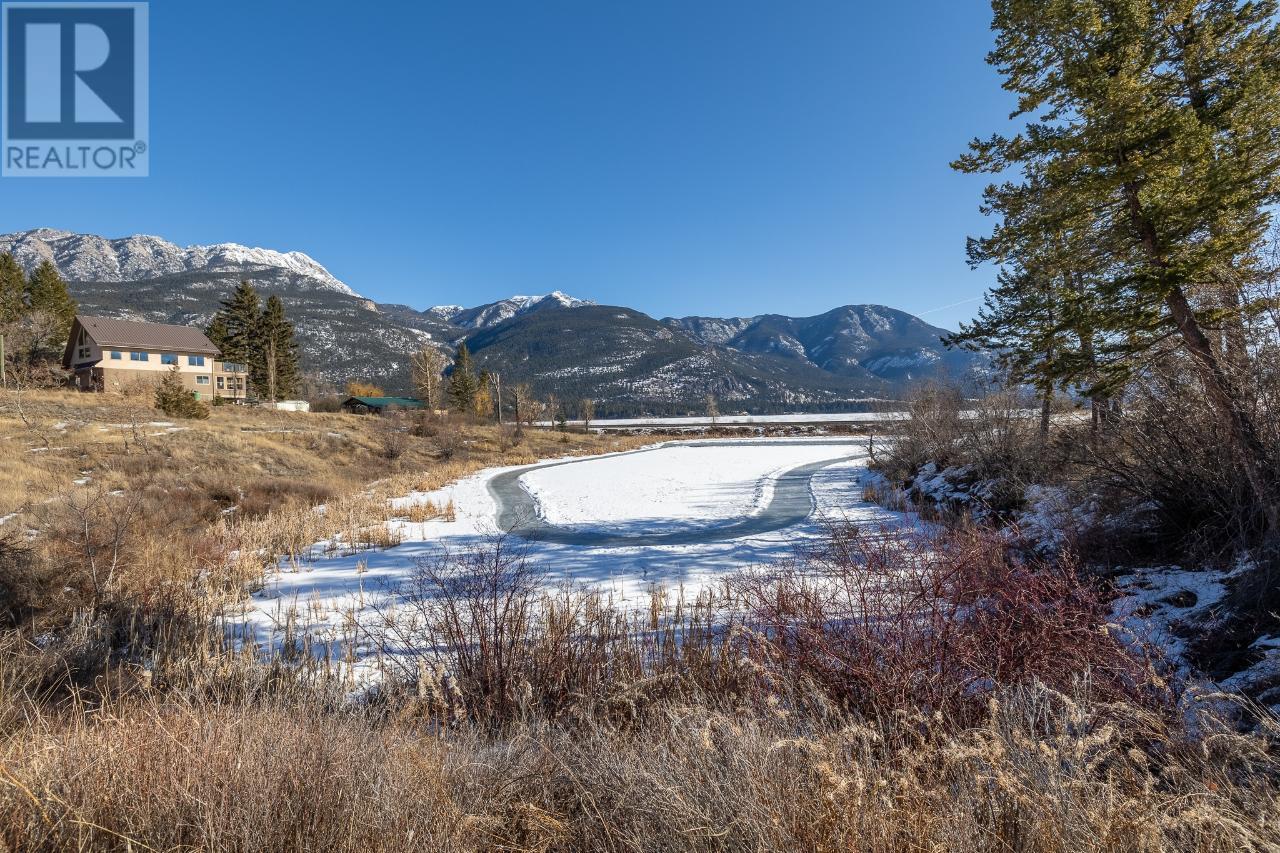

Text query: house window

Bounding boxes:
[130,351,149,362]
[188,355,205,366]
[77,346,91,359]
[161,353,178,365]
[196,375,210,385]
[110,350,122,360]
[216,377,224,389]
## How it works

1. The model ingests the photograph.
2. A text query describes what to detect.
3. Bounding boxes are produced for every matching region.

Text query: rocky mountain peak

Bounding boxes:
[0,228,358,297]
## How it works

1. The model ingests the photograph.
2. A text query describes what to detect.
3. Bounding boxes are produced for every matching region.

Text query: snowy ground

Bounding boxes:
[235,438,898,678]
[521,441,871,529]
[545,412,905,428]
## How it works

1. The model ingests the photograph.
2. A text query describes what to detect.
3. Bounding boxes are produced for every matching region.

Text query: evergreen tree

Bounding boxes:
[0,253,26,325]
[256,295,300,401]
[25,259,76,333]
[954,0,1280,527]
[446,342,481,413]
[154,366,209,419]
[204,314,230,354]
[212,280,260,365]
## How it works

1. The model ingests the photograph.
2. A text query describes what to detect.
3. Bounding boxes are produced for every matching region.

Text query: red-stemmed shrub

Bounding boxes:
[732,522,1159,722]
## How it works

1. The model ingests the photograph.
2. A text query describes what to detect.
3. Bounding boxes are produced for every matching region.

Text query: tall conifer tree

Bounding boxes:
[955,0,1280,527]
[446,342,480,413]
[256,294,300,400]
[25,259,76,334]
[0,253,26,325]
[213,280,261,365]
[204,314,230,354]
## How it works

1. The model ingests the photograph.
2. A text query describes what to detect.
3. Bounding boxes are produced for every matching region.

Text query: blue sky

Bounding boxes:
[0,0,1013,329]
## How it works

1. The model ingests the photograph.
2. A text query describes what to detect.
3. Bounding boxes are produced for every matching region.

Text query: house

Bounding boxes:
[341,395,425,415]
[63,315,249,401]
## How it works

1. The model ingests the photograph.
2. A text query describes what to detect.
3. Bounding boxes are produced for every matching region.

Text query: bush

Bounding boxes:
[732,522,1155,721]
[875,381,1049,518]
[376,524,1153,730]
[308,395,344,413]
[1078,361,1277,560]
[154,367,209,420]
[0,532,45,625]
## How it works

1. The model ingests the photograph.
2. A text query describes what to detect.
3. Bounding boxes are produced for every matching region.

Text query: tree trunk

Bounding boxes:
[1039,386,1051,441]
[1123,181,1277,531]
[1164,286,1275,523]
[1066,270,1109,436]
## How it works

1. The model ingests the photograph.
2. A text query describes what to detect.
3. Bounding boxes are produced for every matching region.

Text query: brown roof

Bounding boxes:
[64,315,219,367]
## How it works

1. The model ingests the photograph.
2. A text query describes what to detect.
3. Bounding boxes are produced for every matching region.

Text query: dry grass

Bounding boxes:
[0,388,647,617]
[1,390,1277,851]
[0,664,1274,851]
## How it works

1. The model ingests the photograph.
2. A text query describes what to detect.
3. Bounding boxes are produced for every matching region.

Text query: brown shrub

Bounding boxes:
[0,682,1275,852]
[238,477,335,518]
[733,523,1154,722]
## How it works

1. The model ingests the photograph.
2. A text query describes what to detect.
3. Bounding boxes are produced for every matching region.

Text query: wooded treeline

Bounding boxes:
[950,0,1280,534]
[206,280,301,401]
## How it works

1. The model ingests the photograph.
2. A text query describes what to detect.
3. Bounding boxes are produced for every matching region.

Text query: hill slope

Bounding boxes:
[0,228,983,411]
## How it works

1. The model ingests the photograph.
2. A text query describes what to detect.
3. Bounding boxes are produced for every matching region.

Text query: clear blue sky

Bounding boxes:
[0,0,1014,329]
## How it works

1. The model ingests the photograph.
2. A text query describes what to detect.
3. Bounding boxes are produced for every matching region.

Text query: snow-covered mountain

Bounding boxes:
[0,228,357,296]
[666,304,975,384]
[0,227,983,412]
[432,291,595,329]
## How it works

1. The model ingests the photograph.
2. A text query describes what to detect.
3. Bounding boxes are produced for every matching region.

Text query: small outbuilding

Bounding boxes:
[341,395,425,415]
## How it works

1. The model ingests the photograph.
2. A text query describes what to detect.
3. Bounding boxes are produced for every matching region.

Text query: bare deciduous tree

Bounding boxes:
[409,346,448,410]
[508,383,533,435]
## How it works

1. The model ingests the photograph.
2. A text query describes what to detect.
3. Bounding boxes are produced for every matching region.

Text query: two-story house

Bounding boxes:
[62,315,249,401]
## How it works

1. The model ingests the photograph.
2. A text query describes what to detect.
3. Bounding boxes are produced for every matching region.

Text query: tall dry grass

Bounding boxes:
[0,391,1277,851]
[0,668,1274,851]
[0,522,1275,851]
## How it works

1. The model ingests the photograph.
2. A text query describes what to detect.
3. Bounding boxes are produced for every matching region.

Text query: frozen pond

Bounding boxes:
[239,437,900,675]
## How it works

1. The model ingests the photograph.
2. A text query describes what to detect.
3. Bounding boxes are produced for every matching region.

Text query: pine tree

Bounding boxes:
[955,0,1280,527]
[212,280,260,366]
[0,253,26,325]
[446,342,480,413]
[25,259,76,333]
[256,295,300,401]
[205,314,230,354]
[154,366,209,419]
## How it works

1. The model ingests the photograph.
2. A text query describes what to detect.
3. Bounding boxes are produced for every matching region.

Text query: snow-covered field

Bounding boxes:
[548,412,905,428]
[236,438,898,678]
[522,441,871,529]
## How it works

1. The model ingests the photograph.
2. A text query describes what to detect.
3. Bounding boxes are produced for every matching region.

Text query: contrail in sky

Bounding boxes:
[916,295,984,316]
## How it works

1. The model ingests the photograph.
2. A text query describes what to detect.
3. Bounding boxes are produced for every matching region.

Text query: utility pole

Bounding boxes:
[1,334,6,386]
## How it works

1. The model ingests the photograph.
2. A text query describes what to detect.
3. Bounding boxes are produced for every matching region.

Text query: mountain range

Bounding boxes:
[0,228,983,415]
